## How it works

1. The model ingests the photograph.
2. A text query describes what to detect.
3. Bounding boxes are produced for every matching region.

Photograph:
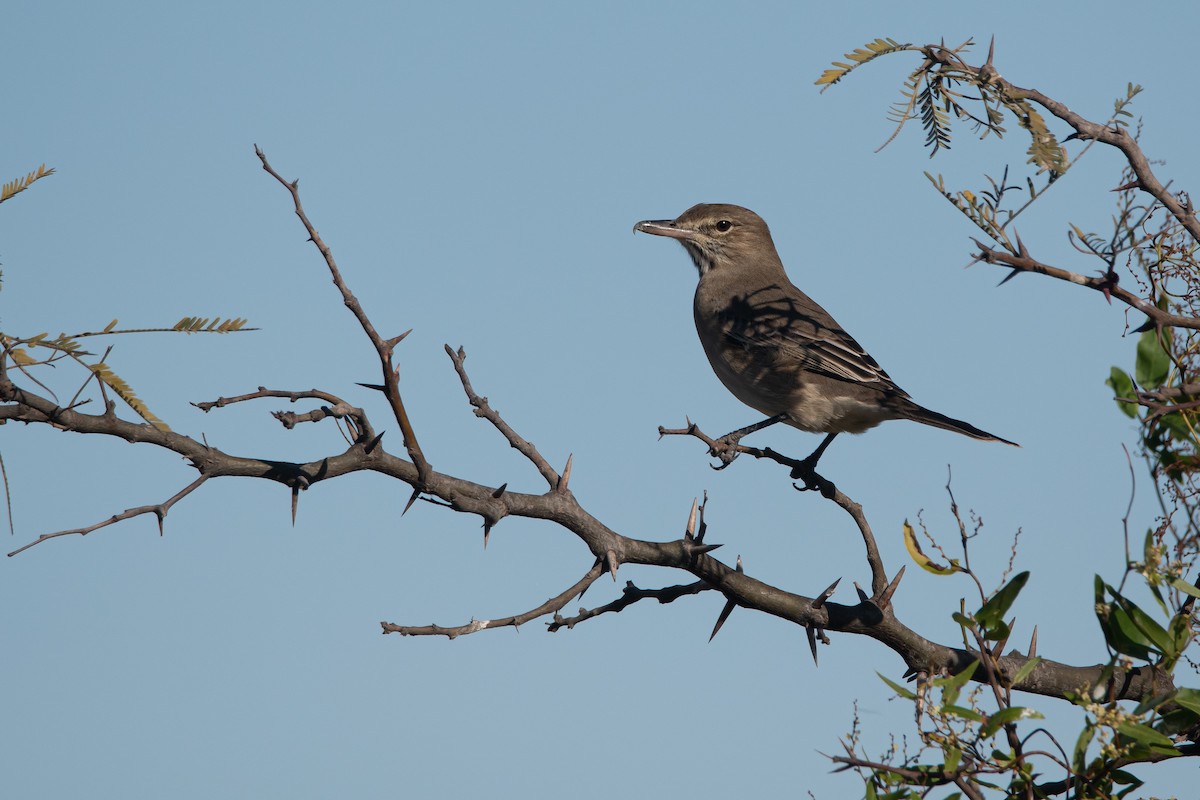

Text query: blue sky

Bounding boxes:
[2,2,1196,797]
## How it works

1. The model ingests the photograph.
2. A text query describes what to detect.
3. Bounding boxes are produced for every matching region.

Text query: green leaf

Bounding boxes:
[1157,411,1196,444]
[1010,656,1041,686]
[1169,613,1193,658]
[1135,328,1171,388]
[942,704,985,722]
[1117,593,1175,657]
[1095,580,1159,660]
[1106,367,1139,418]
[976,571,1029,634]
[1116,720,1178,752]
[1111,769,1142,786]
[1072,724,1095,773]
[877,672,917,700]
[1107,603,1155,660]
[1174,687,1200,715]
[951,611,976,629]
[980,706,1042,739]
[943,747,961,774]
[934,660,980,691]
[1168,577,1200,599]
[1158,707,1200,737]
[931,662,979,705]
[1111,769,1144,799]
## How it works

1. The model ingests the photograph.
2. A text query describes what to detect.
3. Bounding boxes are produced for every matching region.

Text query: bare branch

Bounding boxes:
[445,343,560,488]
[973,239,1196,327]
[254,146,430,481]
[8,475,209,556]
[659,420,889,595]
[194,386,374,443]
[382,560,606,638]
[548,577,711,632]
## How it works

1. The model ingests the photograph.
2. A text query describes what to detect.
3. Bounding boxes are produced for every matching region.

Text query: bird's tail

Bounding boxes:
[900,400,1019,447]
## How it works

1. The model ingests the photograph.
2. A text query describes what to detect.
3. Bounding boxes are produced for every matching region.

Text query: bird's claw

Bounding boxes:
[708,434,743,470]
[790,459,836,498]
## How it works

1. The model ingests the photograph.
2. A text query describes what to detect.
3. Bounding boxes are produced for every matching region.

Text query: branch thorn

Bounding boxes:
[402,488,421,516]
[811,577,841,610]
[877,566,905,610]
[709,598,736,642]
[605,548,619,580]
[685,497,698,540]
[556,453,573,493]
[385,329,414,349]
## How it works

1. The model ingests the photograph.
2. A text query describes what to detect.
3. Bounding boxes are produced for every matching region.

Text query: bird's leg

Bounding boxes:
[790,432,838,497]
[709,413,788,469]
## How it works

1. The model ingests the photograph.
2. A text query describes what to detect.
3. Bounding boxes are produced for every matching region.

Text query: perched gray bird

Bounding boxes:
[634,203,1017,470]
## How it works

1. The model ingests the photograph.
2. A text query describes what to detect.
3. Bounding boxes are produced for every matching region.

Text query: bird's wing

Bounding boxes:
[719,288,910,395]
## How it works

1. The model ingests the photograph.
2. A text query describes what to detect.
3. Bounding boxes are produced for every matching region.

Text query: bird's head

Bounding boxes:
[634,203,781,278]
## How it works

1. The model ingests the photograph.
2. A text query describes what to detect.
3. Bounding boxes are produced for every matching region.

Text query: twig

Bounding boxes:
[7,475,209,556]
[445,344,559,488]
[254,146,430,481]
[381,560,606,638]
[547,578,711,631]
[659,420,889,595]
[194,386,374,443]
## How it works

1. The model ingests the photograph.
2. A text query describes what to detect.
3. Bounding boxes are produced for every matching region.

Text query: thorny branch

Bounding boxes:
[0,148,1188,741]
[7,475,209,557]
[915,43,1199,324]
[254,146,430,484]
[546,578,711,632]
[658,419,889,596]
[383,560,608,638]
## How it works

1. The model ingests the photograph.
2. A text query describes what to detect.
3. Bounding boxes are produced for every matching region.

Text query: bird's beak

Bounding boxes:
[633,219,697,241]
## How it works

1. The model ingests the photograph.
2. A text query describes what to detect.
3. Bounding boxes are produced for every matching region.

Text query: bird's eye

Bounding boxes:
[715,220,733,232]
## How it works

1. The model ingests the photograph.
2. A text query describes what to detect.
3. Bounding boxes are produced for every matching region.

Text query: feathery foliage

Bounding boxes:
[0,164,55,205]
[2,317,255,431]
[822,36,1198,800]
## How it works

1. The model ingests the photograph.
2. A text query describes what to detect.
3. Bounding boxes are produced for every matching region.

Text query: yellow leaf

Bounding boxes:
[903,520,957,575]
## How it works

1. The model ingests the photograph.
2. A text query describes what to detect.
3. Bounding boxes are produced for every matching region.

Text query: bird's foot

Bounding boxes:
[790,454,836,498]
[708,433,744,470]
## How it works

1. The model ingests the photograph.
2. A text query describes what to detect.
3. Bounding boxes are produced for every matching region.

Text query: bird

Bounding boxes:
[633,203,1017,474]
